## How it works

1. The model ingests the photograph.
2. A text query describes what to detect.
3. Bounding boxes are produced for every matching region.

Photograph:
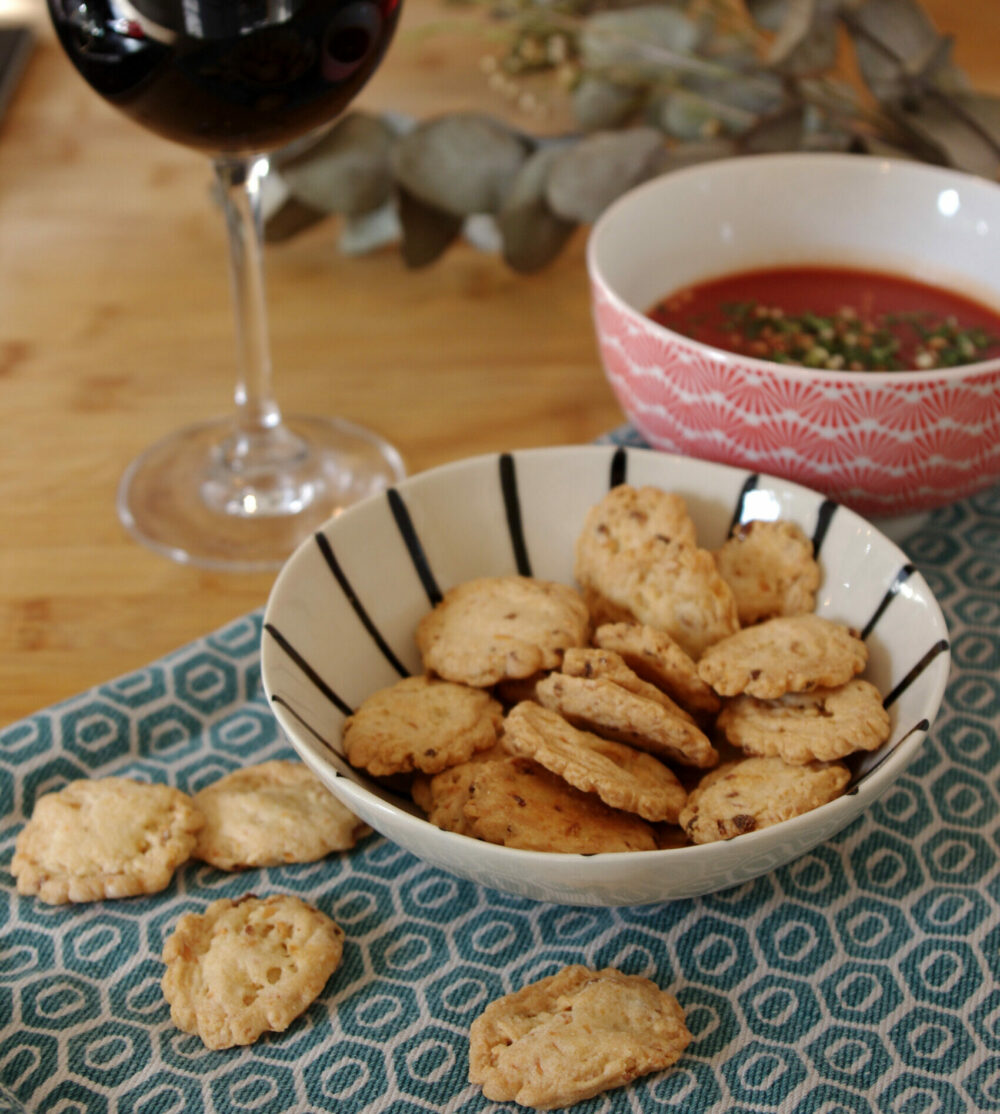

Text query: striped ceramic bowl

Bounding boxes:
[260,445,950,906]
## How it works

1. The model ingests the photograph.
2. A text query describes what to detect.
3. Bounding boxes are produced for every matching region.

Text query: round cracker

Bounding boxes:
[697,614,867,699]
[679,755,850,844]
[343,675,503,776]
[193,760,367,870]
[416,576,590,687]
[717,678,891,764]
[11,777,202,904]
[161,894,344,1049]
[502,701,687,823]
[469,965,690,1109]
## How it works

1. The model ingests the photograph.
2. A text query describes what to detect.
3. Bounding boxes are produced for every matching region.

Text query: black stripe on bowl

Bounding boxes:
[726,477,837,557]
[810,499,838,556]
[315,530,411,677]
[387,488,442,607]
[729,473,761,535]
[263,624,354,717]
[847,717,931,792]
[883,638,950,710]
[610,446,629,488]
[861,564,916,641]
[499,453,532,577]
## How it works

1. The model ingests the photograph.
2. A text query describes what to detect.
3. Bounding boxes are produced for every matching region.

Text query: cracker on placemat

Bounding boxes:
[11,777,203,904]
[679,755,850,844]
[193,760,368,871]
[502,701,687,823]
[535,670,717,769]
[717,678,891,764]
[161,894,344,1050]
[697,613,867,699]
[416,576,590,688]
[462,755,658,853]
[714,519,821,625]
[343,674,503,777]
[468,964,691,1109]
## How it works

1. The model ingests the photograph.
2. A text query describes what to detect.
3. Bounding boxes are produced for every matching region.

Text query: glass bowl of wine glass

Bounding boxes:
[47,0,407,569]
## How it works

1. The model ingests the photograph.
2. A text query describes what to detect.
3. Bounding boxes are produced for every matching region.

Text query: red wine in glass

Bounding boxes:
[47,0,407,568]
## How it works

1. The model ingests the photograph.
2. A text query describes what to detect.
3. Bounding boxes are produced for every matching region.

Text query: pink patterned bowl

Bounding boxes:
[587,152,1000,519]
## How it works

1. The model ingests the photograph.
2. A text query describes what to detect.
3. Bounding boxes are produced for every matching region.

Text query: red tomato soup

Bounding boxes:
[647,266,1000,371]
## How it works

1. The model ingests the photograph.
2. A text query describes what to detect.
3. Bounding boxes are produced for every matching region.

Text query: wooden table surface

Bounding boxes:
[1,0,997,726]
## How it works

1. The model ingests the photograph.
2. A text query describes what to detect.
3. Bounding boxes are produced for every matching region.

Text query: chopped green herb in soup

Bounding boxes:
[647,266,1000,371]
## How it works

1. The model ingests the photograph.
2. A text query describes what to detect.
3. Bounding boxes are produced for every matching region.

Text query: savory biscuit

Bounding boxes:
[11,777,202,904]
[463,755,658,853]
[714,519,821,625]
[560,646,697,724]
[592,622,721,717]
[716,678,891,764]
[416,576,590,687]
[343,675,503,776]
[161,894,344,1050]
[578,536,740,660]
[193,760,367,870]
[574,484,697,567]
[697,613,867,698]
[412,745,511,835]
[535,672,717,769]
[679,755,850,844]
[468,964,690,1109]
[502,701,687,823]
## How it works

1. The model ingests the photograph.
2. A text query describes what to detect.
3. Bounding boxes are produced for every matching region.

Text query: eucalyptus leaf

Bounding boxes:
[396,187,464,268]
[891,93,1000,179]
[339,200,402,256]
[579,6,704,71]
[684,68,786,118]
[263,197,327,243]
[847,0,967,103]
[651,86,759,139]
[279,112,396,216]
[546,127,664,222]
[391,113,528,217]
[497,146,578,272]
[571,75,641,131]
[744,0,794,33]
[739,106,807,153]
[499,202,577,272]
[767,0,838,76]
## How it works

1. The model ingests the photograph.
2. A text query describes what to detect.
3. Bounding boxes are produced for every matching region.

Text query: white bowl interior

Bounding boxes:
[589,153,1000,320]
[262,446,951,906]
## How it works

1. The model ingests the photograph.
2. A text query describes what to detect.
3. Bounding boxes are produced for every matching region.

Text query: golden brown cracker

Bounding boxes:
[469,965,690,1109]
[11,777,202,904]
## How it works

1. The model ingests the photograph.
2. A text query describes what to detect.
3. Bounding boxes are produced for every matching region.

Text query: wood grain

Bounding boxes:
[1,0,997,725]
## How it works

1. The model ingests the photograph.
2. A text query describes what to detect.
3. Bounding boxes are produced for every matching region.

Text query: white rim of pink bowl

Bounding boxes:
[586,151,1000,386]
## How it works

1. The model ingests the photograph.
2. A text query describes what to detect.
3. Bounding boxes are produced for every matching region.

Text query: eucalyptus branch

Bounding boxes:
[266,0,1000,271]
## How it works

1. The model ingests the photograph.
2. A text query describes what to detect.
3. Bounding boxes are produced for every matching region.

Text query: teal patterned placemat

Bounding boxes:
[1,450,999,1113]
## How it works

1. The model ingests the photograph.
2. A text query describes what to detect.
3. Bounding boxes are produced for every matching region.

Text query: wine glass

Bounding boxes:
[47,0,407,570]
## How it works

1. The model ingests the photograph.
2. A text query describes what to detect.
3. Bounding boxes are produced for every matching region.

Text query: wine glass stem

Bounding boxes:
[213,155,296,468]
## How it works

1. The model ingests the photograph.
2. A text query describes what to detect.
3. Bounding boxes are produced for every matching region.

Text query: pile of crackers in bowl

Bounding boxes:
[262,446,951,906]
[343,483,886,853]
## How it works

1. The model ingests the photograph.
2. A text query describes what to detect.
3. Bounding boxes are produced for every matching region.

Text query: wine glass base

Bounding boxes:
[117,415,406,572]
